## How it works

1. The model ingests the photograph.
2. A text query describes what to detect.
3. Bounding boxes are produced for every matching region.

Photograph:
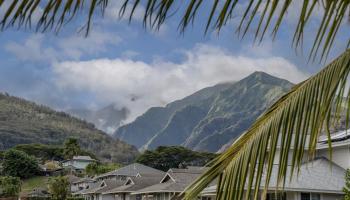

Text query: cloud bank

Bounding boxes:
[53,44,307,123]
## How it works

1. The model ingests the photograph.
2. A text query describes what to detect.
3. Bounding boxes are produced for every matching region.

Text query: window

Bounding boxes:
[301,193,321,200]
[266,193,286,200]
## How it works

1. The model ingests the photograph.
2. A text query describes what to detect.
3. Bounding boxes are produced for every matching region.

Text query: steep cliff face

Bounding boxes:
[114,72,293,152]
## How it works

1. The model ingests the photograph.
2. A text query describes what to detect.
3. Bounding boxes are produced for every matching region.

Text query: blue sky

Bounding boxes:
[0,1,348,123]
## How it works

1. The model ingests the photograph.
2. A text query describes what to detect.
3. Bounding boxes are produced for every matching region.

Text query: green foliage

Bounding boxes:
[0,93,139,163]
[344,169,350,200]
[66,197,85,200]
[48,176,70,200]
[14,144,64,161]
[2,149,39,179]
[63,138,81,160]
[13,143,97,163]
[136,146,217,171]
[85,162,121,176]
[0,176,21,197]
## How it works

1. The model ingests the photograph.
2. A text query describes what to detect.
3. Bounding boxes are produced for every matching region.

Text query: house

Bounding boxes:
[201,157,345,200]
[95,163,164,181]
[200,130,350,200]
[71,177,94,193]
[73,163,164,200]
[131,167,207,200]
[102,173,165,200]
[39,161,64,176]
[28,188,51,198]
[62,156,96,173]
[80,179,126,200]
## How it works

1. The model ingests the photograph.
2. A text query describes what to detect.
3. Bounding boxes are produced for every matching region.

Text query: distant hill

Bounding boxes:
[0,93,139,163]
[114,72,293,152]
[67,104,129,134]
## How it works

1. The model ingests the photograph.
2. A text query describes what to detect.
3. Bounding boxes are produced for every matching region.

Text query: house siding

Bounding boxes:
[101,194,115,200]
[317,146,350,169]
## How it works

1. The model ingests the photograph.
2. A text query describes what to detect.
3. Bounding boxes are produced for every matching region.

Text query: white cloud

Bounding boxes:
[104,0,144,22]
[5,29,121,62]
[53,44,308,123]
[5,35,56,62]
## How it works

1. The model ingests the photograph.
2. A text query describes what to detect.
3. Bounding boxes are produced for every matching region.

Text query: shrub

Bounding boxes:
[0,176,21,198]
[2,150,39,179]
[48,176,70,200]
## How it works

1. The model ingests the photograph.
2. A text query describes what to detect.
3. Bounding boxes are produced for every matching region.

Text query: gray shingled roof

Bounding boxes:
[202,157,345,195]
[72,156,96,161]
[77,181,103,195]
[66,175,81,184]
[73,177,94,184]
[103,175,164,194]
[95,163,164,179]
[132,167,206,194]
[80,179,125,195]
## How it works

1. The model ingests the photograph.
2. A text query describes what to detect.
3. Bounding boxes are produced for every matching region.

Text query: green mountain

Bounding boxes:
[114,72,293,152]
[0,93,139,163]
[114,82,233,148]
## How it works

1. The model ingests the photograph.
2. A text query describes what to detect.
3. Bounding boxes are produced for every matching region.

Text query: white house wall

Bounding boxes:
[317,146,350,169]
[101,194,115,200]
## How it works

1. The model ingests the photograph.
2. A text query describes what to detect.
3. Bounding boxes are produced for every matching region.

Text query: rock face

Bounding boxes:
[114,72,293,152]
[0,93,139,163]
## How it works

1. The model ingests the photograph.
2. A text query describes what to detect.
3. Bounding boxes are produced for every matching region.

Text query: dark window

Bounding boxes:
[266,193,286,200]
[301,193,321,200]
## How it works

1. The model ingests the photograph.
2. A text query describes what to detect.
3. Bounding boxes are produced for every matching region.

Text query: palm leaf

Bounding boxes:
[181,49,350,199]
[0,0,349,59]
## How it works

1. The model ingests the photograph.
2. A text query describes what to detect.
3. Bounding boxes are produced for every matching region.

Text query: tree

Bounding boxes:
[2,149,39,179]
[0,176,21,198]
[136,146,217,171]
[0,1,349,200]
[85,162,121,176]
[344,169,350,200]
[63,138,81,159]
[48,176,70,200]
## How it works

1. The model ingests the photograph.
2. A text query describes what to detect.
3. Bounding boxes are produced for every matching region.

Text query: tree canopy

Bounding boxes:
[135,146,217,171]
[63,138,81,159]
[85,162,121,176]
[48,176,70,200]
[2,149,39,179]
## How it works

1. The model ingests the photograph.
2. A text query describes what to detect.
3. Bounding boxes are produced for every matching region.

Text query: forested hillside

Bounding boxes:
[0,93,138,163]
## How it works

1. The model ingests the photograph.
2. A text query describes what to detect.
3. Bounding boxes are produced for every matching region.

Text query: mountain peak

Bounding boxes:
[241,71,293,87]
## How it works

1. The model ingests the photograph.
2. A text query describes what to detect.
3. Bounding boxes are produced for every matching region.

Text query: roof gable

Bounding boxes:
[160,173,176,183]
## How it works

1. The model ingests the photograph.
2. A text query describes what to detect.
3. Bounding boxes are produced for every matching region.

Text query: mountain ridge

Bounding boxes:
[114,71,293,152]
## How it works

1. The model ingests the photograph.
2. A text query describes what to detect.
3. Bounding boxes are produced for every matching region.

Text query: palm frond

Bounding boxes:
[0,1,349,59]
[0,0,108,36]
[181,49,350,199]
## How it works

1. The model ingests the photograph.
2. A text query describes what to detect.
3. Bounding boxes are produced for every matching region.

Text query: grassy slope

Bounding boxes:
[21,176,49,196]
